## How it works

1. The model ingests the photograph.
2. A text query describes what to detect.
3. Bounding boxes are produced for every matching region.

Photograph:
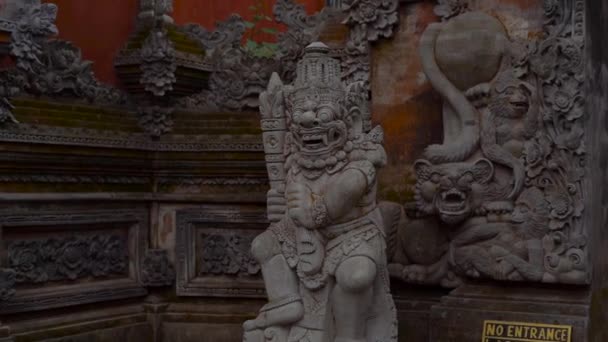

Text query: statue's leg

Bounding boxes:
[332,255,377,342]
[243,230,303,332]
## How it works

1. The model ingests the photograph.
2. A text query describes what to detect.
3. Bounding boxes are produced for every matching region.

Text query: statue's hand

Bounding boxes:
[286,183,315,229]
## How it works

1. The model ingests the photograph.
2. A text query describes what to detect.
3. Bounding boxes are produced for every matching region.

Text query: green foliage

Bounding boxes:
[242,0,279,58]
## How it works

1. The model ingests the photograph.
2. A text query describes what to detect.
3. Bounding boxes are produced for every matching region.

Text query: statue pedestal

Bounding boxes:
[428,284,589,342]
[393,285,446,342]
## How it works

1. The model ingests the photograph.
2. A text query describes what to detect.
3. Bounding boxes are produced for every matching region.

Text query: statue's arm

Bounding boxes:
[324,168,369,221]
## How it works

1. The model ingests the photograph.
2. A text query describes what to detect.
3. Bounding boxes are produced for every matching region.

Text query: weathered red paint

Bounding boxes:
[43,0,139,86]
[42,0,323,86]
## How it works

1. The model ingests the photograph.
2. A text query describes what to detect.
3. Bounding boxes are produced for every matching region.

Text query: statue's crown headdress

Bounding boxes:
[290,42,344,108]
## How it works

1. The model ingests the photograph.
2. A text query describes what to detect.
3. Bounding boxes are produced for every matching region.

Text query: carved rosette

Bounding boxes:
[141,249,175,287]
[0,269,16,302]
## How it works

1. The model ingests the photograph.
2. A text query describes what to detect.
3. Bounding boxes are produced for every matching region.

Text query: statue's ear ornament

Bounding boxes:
[413,159,434,181]
[471,158,495,184]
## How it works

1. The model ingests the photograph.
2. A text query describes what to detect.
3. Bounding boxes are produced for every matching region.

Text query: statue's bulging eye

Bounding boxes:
[569,253,581,264]
[317,107,334,123]
[430,173,441,183]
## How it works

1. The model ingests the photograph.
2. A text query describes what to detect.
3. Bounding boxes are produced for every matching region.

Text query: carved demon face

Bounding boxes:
[290,95,348,158]
[511,187,549,239]
[414,159,494,225]
[491,72,534,119]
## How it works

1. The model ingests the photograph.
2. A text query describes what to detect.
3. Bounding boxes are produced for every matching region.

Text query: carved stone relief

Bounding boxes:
[175,207,267,298]
[0,269,16,302]
[178,0,330,112]
[0,1,128,129]
[8,234,129,284]
[139,29,177,97]
[0,209,148,314]
[141,249,175,287]
[198,232,260,277]
[388,0,588,287]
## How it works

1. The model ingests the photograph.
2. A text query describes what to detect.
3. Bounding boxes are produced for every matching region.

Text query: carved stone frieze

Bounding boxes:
[0,269,16,302]
[180,14,245,51]
[342,0,399,42]
[137,105,174,137]
[0,174,151,184]
[175,206,267,298]
[140,29,177,97]
[179,0,330,112]
[340,0,400,88]
[0,1,128,117]
[388,0,588,287]
[0,123,264,151]
[141,249,175,287]
[0,208,148,314]
[198,232,260,276]
[8,234,128,284]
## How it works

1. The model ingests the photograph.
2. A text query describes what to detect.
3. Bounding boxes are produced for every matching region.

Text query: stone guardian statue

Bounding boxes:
[243,42,397,342]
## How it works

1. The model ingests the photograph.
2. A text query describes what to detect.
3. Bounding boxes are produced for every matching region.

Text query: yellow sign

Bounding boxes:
[482,320,572,342]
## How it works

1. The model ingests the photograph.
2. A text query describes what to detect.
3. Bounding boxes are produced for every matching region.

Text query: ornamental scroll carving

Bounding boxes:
[388,0,588,287]
[8,234,129,284]
[198,232,260,277]
[0,1,128,127]
[179,1,330,112]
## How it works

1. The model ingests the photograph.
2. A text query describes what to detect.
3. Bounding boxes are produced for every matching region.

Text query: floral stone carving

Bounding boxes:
[8,234,129,284]
[141,249,175,287]
[243,42,396,342]
[0,269,16,301]
[0,0,128,125]
[388,1,588,287]
[342,0,399,42]
[199,232,260,277]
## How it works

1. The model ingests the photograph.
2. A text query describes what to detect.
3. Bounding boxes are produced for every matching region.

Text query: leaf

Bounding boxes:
[265,16,273,22]
[248,5,257,11]
[261,27,278,34]
[254,14,264,21]
[243,21,255,29]
[245,39,259,51]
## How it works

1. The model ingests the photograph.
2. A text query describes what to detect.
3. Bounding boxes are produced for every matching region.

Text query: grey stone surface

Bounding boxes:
[244,42,396,342]
[389,0,589,288]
